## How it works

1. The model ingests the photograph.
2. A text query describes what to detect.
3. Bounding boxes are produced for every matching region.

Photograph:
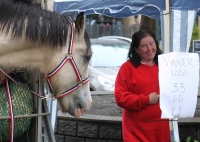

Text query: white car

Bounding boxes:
[89,36,131,91]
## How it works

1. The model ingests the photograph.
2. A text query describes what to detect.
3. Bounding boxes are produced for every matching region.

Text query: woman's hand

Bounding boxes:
[149,92,159,104]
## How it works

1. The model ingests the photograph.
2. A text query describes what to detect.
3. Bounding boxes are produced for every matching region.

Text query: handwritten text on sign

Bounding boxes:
[158,52,199,118]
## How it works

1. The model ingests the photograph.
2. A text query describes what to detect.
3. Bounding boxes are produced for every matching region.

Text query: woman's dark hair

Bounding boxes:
[128,30,162,67]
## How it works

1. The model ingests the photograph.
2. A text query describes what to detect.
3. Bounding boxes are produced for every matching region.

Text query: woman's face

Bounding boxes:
[135,36,157,63]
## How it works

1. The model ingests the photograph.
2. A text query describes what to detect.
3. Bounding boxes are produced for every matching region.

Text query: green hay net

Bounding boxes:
[0,75,33,140]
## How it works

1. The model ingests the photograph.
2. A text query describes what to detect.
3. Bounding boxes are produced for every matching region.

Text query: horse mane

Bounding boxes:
[0,0,73,48]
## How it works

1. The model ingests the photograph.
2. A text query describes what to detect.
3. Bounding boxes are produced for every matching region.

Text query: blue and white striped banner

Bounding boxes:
[161,9,197,53]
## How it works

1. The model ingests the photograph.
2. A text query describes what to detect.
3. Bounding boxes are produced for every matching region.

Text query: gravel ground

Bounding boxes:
[85,94,122,116]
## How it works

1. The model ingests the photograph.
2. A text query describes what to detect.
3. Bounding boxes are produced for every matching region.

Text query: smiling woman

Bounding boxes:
[114,30,170,142]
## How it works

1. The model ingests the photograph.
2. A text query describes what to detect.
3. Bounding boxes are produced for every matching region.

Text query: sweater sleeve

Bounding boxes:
[114,64,150,111]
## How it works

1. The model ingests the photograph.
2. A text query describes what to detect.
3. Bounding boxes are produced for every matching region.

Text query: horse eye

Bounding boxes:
[84,55,92,62]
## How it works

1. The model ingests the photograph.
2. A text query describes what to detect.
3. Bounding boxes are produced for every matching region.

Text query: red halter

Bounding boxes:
[44,19,89,99]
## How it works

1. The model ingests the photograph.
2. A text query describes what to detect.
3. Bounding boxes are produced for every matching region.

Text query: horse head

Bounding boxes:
[44,13,93,117]
[0,0,92,117]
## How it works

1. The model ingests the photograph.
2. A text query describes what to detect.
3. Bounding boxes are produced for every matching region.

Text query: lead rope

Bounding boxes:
[0,69,49,142]
[5,77,14,142]
[0,68,47,99]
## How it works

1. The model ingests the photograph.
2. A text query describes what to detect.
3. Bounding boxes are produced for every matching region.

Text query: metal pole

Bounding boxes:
[166,0,170,53]
[0,113,51,120]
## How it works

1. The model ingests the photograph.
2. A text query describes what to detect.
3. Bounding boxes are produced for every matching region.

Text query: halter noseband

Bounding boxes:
[44,19,89,99]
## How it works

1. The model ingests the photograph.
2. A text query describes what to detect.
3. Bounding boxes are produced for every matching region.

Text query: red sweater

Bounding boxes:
[114,60,170,142]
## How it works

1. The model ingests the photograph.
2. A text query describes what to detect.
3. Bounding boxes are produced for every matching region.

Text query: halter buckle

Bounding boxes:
[66,53,73,57]
[41,96,49,100]
[41,94,56,100]
[79,80,85,86]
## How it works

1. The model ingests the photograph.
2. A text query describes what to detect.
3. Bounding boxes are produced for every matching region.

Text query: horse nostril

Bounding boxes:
[68,106,75,116]
[78,103,82,109]
[74,95,87,109]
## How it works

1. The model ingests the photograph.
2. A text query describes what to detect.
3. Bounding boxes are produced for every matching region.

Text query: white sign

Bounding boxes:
[158,52,199,119]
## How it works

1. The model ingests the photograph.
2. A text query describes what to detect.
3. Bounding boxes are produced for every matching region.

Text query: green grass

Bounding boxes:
[186,136,199,142]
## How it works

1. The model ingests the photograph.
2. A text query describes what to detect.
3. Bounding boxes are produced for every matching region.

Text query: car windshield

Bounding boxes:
[90,39,130,67]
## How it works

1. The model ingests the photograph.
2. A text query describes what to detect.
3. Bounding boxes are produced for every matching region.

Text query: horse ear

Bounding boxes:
[75,12,85,36]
